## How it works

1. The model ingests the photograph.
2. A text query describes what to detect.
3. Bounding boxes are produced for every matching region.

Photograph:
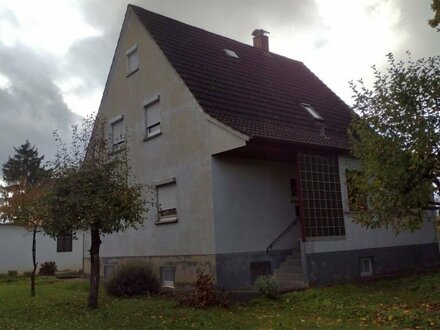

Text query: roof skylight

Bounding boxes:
[301,103,324,121]
[224,49,239,59]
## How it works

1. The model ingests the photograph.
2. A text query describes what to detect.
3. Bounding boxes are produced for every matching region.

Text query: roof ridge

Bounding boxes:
[128,4,304,66]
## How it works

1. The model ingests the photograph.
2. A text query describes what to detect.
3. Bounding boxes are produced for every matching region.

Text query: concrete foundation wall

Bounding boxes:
[216,249,292,289]
[84,254,216,287]
[212,156,300,255]
[306,243,440,286]
[0,225,83,273]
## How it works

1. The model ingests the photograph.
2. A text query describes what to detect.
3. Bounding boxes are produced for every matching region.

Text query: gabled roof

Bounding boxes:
[130,5,353,150]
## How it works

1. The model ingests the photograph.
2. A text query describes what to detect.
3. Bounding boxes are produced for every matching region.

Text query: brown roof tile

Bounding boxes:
[131,5,352,150]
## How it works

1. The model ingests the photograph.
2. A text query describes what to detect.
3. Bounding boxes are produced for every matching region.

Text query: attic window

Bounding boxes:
[301,103,324,121]
[224,49,239,59]
[126,44,139,76]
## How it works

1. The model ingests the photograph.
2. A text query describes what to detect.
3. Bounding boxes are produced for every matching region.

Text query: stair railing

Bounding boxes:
[266,217,298,253]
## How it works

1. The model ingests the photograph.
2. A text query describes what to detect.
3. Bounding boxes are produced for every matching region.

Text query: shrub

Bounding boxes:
[176,271,229,308]
[23,271,32,277]
[39,261,57,275]
[106,262,160,297]
[255,275,280,299]
[7,270,18,277]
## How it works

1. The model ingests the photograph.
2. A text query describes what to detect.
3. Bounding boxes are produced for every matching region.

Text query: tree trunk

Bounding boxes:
[88,227,101,309]
[31,226,38,297]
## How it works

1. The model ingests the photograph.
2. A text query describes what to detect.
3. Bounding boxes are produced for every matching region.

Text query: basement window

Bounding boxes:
[160,266,175,288]
[224,49,239,59]
[301,103,324,121]
[359,257,373,277]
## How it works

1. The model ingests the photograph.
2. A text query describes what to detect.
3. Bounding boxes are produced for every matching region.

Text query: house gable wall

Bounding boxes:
[93,8,216,258]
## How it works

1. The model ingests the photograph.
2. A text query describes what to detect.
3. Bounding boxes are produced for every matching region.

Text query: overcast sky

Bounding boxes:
[0,0,438,172]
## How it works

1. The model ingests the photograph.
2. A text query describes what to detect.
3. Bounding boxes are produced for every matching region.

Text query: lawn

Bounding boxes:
[0,270,439,329]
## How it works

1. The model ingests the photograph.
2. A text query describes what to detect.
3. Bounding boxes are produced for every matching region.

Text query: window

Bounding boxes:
[110,114,124,147]
[224,48,239,59]
[126,44,139,75]
[157,181,177,223]
[346,170,368,212]
[301,103,324,121]
[298,154,345,238]
[359,257,373,277]
[144,97,161,139]
[57,234,72,252]
[160,266,175,287]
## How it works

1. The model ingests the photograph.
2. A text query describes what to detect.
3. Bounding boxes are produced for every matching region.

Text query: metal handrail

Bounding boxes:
[266,217,297,253]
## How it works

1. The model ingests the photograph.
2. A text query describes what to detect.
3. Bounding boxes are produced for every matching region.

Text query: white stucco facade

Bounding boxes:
[0,225,83,274]
[94,9,217,259]
[212,155,300,254]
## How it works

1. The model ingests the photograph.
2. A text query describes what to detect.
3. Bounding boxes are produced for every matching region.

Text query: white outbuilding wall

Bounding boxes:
[0,224,83,274]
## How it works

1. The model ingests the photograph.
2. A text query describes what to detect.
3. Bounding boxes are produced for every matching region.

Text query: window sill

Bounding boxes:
[143,131,162,142]
[126,68,139,78]
[305,235,346,242]
[155,217,178,225]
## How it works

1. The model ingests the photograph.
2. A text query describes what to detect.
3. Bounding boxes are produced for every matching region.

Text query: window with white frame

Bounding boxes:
[110,115,124,147]
[126,44,139,75]
[144,97,161,139]
[157,181,177,223]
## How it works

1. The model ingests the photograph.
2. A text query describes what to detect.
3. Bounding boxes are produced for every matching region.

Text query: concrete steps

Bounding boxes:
[273,250,308,290]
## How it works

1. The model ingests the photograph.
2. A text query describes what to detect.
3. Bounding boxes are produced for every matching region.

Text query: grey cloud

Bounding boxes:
[393,0,440,59]
[0,42,80,169]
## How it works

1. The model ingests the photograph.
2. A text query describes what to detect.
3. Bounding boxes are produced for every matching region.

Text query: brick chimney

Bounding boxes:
[252,29,269,52]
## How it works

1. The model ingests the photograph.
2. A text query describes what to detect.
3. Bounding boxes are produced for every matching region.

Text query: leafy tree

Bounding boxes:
[43,116,146,309]
[1,141,51,296]
[349,53,440,232]
[429,0,440,30]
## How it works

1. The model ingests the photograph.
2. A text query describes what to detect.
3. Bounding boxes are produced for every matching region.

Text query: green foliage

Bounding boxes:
[7,270,17,277]
[349,53,440,232]
[105,262,160,297]
[39,261,57,276]
[43,115,147,308]
[176,271,230,308]
[1,140,51,297]
[254,275,280,299]
[43,115,146,238]
[2,140,51,187]
[429,0,440,29]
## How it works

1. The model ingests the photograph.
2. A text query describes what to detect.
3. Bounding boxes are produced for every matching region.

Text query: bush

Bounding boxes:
[176,271,229,308]
[7,270,18,277]
[255,275,279,299]
[106,262,160,297]
[39,261,57,275]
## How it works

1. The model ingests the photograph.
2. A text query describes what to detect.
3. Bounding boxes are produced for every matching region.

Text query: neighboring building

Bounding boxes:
[0,224,84,274]
[88,5,440,289]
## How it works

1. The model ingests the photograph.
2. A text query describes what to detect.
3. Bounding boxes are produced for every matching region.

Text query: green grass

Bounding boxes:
[0,270,439,329]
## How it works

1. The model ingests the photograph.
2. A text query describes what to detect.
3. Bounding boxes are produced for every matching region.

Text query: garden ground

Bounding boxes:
[0,270,439,329]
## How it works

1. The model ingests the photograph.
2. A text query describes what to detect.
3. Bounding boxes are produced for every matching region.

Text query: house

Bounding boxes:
[87,4,440,289]
[0,224,84,274]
